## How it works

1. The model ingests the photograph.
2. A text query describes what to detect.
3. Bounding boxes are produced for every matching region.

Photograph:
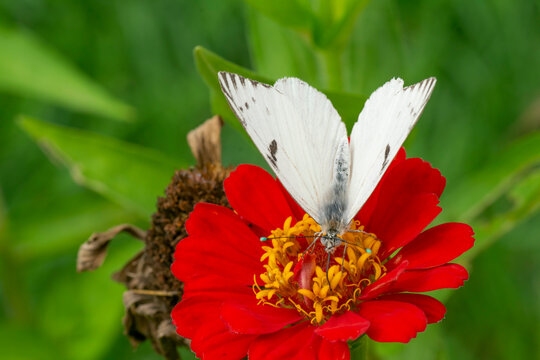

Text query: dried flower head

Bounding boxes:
[78,116,231,359]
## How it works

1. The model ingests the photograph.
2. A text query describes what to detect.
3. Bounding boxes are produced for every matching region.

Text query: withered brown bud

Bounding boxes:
[78,116,232,359]
[144,115,230,290]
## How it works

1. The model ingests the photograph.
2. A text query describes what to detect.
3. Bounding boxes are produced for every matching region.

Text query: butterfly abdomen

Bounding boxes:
[321,140,350,236]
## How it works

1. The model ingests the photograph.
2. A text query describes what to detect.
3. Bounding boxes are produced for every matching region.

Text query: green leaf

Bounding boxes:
[349,335,369,360]
[18,116,185,217]
[0,27,133,120]
[464,169,540,260]
[194,46,366,130]
[0,188,6,244]
[11,195,139,261]
[194,46,267,132]
[325,91,367,131]
[244,0,314,32]
[179,347,198,360]
[372,325,449,360]
[35,238,142,360]
[435,131,540,263]
[0,323,63,360]
[441,131,540,223]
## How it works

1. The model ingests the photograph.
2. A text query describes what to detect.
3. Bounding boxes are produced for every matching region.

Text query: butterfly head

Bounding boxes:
[320,233,342,254]
[319,219,349,254]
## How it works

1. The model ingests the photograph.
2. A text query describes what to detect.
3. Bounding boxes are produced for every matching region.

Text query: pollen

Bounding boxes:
[253,214,386,325]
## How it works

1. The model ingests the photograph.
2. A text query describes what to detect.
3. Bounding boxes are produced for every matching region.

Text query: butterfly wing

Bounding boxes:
[344,77,437,224]
[218,72,348,225]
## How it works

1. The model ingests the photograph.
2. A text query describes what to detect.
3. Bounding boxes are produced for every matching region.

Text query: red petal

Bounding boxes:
[181,274,253,299]
[315,311,370,342]
[376,193,441,260]
[393,147,407,166]
[174,297,257,360]
[367,157,446,260]
[357,148,407,225]
[389,263,469,292]
[378,294,446,324]
[221,302,302,335]
[387,223,475,270]
[224,164,296,232]
[357,300,427,343]
[172,234,261,284]
[379,157,445,200]
[172,294,252,340]
[248,322,316,360]
[184,202,263,257]
[173,203,264,284]
[189,318,255,360]
[200,335,255,360]
[359,261,408,300]
[319,338,350,360]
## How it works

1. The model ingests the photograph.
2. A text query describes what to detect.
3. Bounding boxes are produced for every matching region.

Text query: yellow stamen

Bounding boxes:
[253,214,385,325]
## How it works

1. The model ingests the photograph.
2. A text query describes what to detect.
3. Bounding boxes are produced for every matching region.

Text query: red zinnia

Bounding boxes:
[171,148,474,360]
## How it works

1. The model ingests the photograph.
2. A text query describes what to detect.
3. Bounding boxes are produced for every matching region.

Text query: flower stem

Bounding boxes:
[349,335,369,360]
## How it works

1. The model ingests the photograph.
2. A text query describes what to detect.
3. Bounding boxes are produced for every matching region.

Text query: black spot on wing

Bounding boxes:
[267,140,278,168]
[381,144,391,172]
[245,102,249,109]
[252,97,256,103]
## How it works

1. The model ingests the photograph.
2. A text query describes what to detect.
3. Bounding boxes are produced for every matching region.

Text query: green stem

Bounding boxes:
[0,250,30,323]
[0,194,31,324]
[319,48,344,91]
[350,335,369,360]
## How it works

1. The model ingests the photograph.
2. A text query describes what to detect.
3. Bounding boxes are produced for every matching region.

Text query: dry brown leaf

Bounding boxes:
[77,224,146,272]
[187,115,223,166]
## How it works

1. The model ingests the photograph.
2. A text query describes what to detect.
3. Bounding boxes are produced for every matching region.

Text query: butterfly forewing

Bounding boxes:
[218,72,349,225]
[344,77,437,224]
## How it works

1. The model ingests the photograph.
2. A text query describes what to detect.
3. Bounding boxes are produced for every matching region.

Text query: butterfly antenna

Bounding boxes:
[260,235,318,241]
[347,229,381,242]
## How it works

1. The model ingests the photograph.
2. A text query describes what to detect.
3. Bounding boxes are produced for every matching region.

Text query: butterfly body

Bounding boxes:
[218,72,436,255]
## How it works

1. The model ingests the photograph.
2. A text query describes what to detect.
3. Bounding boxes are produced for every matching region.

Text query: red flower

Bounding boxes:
[171,149,474,360]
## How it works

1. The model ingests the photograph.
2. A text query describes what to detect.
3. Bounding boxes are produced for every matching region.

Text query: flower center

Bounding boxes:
[253,214,386,325]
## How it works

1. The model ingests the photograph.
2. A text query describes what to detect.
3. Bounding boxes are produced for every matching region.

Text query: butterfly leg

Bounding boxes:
[325,253,331,286]
[299,232,322,264]
[307,232,323,254]
[340,241,348,276]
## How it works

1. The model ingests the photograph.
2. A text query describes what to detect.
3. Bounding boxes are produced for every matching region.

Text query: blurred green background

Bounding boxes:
[0,0,538,359]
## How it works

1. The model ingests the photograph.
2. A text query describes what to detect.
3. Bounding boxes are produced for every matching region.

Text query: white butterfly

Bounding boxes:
[218,72,436,254]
